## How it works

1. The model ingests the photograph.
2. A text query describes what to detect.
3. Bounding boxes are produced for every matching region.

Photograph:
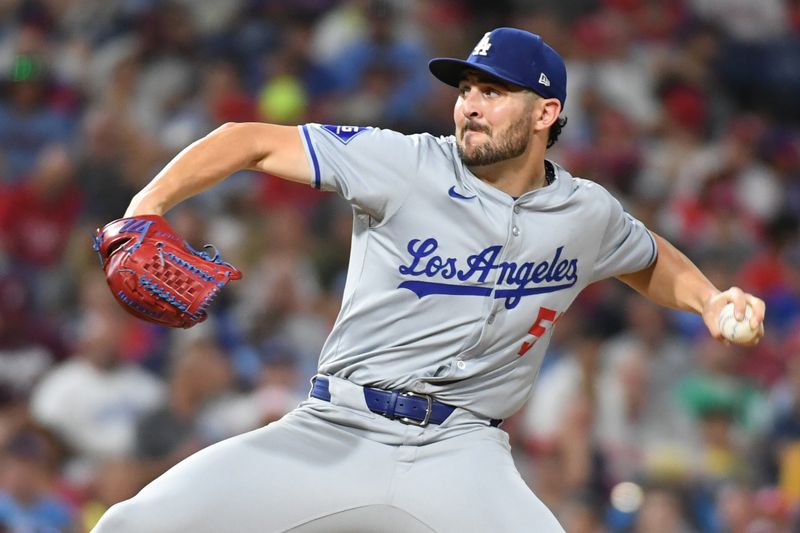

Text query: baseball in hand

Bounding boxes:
[718,303,759,343]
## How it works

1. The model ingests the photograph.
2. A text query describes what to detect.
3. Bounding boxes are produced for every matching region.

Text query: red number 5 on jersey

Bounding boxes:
[518,307,562,356]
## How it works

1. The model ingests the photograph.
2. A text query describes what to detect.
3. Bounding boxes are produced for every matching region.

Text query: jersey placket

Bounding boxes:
[453,199,522,367]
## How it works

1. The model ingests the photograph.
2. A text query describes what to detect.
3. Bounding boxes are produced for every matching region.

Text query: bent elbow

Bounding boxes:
[213,121,242,134]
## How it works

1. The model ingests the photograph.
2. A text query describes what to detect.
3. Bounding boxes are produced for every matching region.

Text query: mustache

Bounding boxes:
[462,120,491,135]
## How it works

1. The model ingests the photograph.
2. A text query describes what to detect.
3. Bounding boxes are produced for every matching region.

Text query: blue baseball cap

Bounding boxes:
[429,27,567,107]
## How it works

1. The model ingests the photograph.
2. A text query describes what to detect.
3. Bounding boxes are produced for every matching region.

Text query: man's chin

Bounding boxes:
[458,145,520,167]
[457,140,485,157]
[458,151,491,166]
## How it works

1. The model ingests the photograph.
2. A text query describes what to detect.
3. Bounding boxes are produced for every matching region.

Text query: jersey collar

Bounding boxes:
[451,139,571,207]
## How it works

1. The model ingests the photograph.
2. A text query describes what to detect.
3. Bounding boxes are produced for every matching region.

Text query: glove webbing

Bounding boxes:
[163,251,216,283]
[139,275,189,313]
[139,274,221,322]
[116,289,165,320]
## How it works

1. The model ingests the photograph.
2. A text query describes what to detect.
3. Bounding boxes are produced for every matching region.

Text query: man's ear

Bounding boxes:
[533,99,562,132]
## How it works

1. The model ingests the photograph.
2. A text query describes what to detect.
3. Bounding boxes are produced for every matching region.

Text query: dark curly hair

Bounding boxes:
[547,116,568,149]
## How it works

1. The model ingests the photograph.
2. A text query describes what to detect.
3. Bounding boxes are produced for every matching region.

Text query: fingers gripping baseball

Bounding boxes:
[702,287,766,346]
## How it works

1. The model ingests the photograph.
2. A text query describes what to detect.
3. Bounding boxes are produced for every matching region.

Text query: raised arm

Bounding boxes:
[617,233,766,345]
[126,122,310,217]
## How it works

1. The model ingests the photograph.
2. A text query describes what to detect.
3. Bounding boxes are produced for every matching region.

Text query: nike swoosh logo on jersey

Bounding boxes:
[448,186,476,200]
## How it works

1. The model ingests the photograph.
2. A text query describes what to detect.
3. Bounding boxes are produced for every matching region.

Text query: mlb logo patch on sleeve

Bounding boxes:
[321,125,372,144]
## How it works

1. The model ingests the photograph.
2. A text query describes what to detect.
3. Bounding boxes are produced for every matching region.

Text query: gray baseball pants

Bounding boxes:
[92,375,564,532]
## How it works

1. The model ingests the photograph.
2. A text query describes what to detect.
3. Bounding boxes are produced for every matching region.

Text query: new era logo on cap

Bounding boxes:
[429,27,567,107]
[538,73,550,87]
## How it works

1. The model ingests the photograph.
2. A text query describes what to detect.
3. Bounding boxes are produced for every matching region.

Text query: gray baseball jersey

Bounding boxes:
[93,124,656,533]
[300,123,656,420]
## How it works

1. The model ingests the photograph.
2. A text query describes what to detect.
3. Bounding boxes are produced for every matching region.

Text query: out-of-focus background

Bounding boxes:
[0,0,799,531]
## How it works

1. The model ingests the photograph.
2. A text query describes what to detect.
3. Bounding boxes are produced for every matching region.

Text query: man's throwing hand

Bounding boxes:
[701,287,765,346]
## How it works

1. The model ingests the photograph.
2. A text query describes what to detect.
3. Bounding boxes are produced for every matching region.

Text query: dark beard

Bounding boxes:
[457,113,532,166]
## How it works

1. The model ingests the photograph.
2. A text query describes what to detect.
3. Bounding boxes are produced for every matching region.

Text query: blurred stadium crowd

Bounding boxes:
[0,0,799,531]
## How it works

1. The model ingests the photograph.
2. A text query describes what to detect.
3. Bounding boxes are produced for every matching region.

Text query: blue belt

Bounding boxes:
[310,377,501,428]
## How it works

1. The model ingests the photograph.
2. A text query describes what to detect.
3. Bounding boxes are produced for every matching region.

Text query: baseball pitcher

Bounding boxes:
[92,28,765,533]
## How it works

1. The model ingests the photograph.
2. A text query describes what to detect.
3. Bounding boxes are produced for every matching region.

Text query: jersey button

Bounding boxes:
[487,313,496,324]
[511,225,520,236]
[513,205,520,214]
[456,360,466,370]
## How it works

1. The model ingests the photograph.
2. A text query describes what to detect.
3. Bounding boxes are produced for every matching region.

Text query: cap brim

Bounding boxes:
[428,58,528,91]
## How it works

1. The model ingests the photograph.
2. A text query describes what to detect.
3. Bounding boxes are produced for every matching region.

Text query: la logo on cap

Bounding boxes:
[471,32,492,56]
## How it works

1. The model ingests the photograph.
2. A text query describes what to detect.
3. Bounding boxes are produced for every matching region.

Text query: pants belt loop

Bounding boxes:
[385,390,401,420]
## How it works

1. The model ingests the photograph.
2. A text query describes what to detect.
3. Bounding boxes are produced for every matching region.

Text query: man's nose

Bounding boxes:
[460,90,482,118]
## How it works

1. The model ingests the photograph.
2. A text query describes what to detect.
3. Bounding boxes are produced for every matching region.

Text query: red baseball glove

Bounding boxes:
[93,215,242,328]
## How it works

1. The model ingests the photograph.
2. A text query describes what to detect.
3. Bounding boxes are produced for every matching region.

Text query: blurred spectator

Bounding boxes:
[595,297,697,483]
[563,10,660,145]
[310,0,369,64]
[558,492,609,533]
[523,388,605,527]
[738,212,800,338]
[632,485,694,533]
[88,47,169,186]
[718,482,800,532]
[131,3,200,139]
[689,0,788,43]
[520,311,587,449]
[636,81,711,205]
[0,386,27,456]
[250,340,306,426]
[0,144,82,271]
[332,60,396,126]
[678,338,770,438]
[695,406,747,484]
[0,276,60,397]
[255,22,335,124]
[766,348,800,506]
[201,339,307,440]
[663,116,779,250]
[0,427,76,532]
[134,337,234,480]
[72,272,169,369]
[29,310,164,463]
[202,61,258,126]
[0,144,83,315]
[309,196,353,293]
[326,0,431,127]
[235,205,329,377]
[75,108,141,224]
[0,52,76,183]
[751,485,797,532]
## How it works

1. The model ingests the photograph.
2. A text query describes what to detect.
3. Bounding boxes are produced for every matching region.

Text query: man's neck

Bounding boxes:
[469,157,548,197]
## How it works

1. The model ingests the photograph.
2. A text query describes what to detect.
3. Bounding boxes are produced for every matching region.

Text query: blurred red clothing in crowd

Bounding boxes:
[0,177,82,268]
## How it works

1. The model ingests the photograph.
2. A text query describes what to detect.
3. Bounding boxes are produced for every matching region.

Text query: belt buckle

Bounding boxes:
[398,391,433,427]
